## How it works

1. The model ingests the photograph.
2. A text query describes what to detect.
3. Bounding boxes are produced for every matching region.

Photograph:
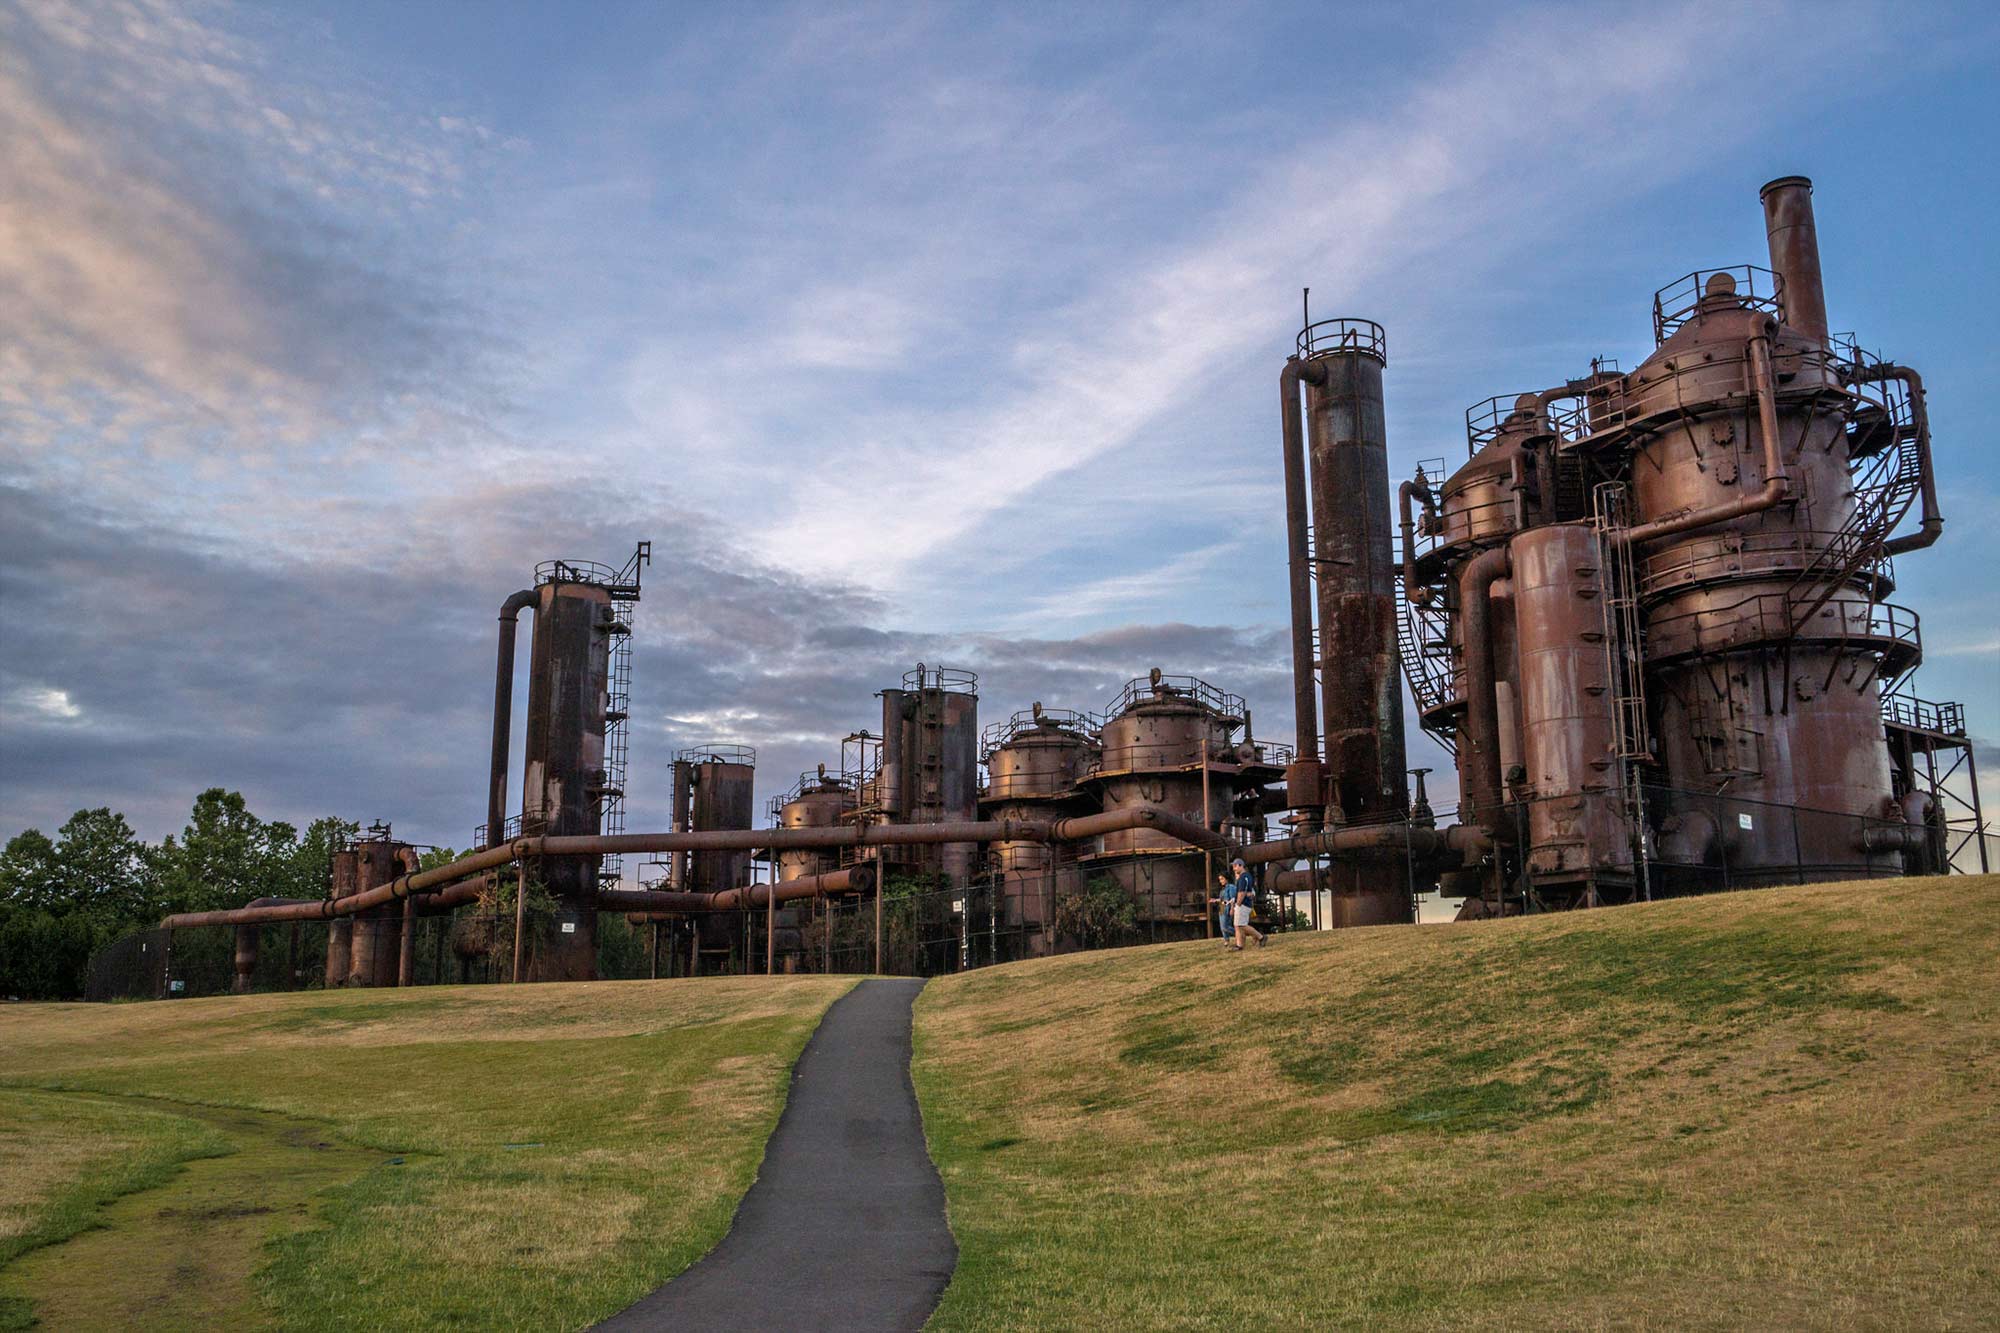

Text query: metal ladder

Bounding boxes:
[1593,482,1652,897]
[598,600,635,882]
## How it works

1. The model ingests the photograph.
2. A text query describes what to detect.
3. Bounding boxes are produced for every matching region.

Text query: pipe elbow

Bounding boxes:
[499,588,537,620]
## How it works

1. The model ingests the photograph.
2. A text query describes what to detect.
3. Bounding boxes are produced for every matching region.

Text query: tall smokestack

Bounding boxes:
[1760,175,1828,345]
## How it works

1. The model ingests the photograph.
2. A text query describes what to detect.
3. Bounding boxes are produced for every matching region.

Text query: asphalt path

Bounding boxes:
[595,977,955,1331]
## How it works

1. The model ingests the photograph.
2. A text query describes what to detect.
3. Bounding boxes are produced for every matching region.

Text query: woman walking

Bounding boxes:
[1215,857,1265,950]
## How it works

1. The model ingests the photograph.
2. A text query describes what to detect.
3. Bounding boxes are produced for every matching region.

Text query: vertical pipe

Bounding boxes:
[874,868,883,973]
[1280,357,1328,821]
[512,860,528,983]
[769,865,778,976]
[1459,546,1514,831]
[489,590,537,848]
[1760,176,1828,345]
[1200,735,1214,940]
[232,924,258,994]
[398,894,416,987]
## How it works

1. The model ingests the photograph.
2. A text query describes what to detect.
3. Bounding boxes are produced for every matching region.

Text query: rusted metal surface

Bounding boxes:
[326,830,415,987]
[875,665,980,885]
[1385,175,1960,912]
[980,706,1097,954]
[1512,524,1632,884]
[487,588,536,850]
[521,572,612,980]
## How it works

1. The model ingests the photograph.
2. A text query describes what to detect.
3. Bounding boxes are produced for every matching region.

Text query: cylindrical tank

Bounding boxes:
[1623,264,1903,879]
[775,773,854,885]
[982,708,1098,954]
[1511,524,1633,885]
[876,666,979,885]
[1088,674,1237,928]
[521,571,613,980]
[674,745,757,893]
[329,834,413,987]
[1298,320,1412,924]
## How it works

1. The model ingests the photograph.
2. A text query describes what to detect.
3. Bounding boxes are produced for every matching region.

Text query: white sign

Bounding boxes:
[560,921,577,934]
[169,979,185,993]
[1738,813,1754,830]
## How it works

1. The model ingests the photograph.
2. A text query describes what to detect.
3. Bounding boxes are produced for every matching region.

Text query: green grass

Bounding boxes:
[913,875,2000,1329]
[0,976,853,1330]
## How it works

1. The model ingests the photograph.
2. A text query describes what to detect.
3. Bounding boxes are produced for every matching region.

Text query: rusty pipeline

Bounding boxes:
[161,807,1230,931]
[487,588,537,848]
[1281,354,1328,816]
[602,864,877,916]
[1250,821,1488,873]
[1853,363,1941,555]
[1398,477,1436,603]
[1458,545,1513,830]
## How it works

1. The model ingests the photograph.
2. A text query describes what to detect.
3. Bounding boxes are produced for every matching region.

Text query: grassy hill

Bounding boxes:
[0,976,852,1330]
[913,875,2000,1329]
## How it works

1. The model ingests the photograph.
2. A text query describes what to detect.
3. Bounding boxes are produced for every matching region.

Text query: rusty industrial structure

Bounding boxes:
[148,174,1982,995]
[1391,176,1978,914]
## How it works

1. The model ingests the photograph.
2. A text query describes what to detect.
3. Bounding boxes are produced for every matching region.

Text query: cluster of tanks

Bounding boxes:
[656,666,1293,969]
[179,173,1980,992]
[1311,176,1973,914]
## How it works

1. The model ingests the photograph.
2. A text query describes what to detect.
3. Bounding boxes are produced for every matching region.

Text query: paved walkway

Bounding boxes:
[595,978,956,1332]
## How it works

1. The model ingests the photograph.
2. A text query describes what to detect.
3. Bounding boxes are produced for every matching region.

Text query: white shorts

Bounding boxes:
[1233,902,1252,928]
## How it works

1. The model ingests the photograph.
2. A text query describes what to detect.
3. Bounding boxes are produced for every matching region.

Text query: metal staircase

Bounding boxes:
[1784,372,1925,634]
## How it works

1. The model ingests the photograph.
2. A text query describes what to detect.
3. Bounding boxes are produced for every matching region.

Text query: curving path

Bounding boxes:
[596,977,955,1332]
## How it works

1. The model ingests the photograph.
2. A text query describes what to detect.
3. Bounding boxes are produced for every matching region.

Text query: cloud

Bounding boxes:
[590,0,1905,613]
[0,0,504,491]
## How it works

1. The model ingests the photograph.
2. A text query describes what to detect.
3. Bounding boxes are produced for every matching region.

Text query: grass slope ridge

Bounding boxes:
[914,876,1999,1330]
[0,976,854,1330]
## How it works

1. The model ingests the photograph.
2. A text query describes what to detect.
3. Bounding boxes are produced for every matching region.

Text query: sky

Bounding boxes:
[2,0,1996,854]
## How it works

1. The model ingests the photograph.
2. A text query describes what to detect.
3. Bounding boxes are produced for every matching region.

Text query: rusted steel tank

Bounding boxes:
[875,665,980,885]
[1392,175,1948,913]
[519,565,616,980]
[774,769,854,885]
[673,744,757,894]
[1298,319,1410,836]
[980,705,1098,954]
[1084,672,1239,930]
[1511,523,1632,884]
[327,831,415,987]
[1614,218,1912,878]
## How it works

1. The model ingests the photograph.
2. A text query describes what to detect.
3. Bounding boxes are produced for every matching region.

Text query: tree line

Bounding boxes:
[0,789,373,1000]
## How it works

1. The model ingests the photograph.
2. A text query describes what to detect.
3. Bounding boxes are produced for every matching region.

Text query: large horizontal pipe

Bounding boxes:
[162,807,1227,931]
[1244,821,1488,870]
[602,866,873,916]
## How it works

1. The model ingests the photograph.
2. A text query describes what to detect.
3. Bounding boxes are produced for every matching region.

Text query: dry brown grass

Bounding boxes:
[914,875,2000,1330]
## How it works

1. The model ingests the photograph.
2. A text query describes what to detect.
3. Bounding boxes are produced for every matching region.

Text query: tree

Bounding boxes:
[275,816,360,901]
[0,828,62,912]
[53,808,155,925]
[155,788,294,914]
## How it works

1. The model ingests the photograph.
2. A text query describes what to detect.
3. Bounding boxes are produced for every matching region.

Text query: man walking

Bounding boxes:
[1214,857,1265,950]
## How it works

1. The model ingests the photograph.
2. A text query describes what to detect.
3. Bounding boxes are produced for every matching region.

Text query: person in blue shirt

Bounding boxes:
[1212,857,1264,950]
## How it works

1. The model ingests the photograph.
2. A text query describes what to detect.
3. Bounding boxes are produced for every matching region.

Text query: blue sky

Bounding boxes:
[2,0,1995,848]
